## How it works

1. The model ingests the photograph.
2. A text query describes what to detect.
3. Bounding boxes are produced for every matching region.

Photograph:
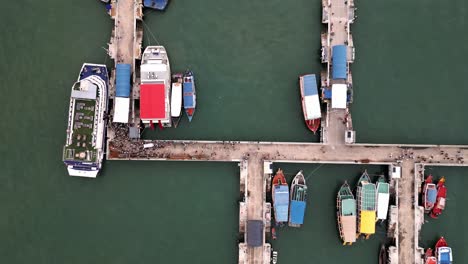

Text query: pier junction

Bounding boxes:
[96,0,464,263]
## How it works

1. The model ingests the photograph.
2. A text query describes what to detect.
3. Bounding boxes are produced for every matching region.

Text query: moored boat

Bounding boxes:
[271,169,289,224]
[140,46,172,129]
[143,0,169,11]
[170,73,183,128]
[299,74,322,134]
[430,177,447,219]
[378,245,388,264]
[423,174,437,213]
[356,170,376,239]
[288,171,307,227]
[424,248,437,264]
[271,227,277,240]
[336,181,357,245]
[183,70,196,122]
[62,63,109,177]
[435,237,452,264]
[376,175,390,221]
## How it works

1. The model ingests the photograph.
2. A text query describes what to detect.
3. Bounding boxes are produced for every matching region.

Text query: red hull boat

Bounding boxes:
[305,119,321,134]
[430,177,446,219]
[422,175,437,213]
[299,74,322,135]
[435,237,453,263]
[424,248,437,264]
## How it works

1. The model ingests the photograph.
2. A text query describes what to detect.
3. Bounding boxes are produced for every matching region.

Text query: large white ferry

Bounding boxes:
[62,63,109,177]
[139,46,172,128]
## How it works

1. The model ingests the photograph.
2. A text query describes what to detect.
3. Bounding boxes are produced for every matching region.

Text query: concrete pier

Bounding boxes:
[100,0,466,263]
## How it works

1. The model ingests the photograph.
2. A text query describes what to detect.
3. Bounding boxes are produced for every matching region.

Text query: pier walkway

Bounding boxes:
[100,0,466,263]
[109,138,468,263]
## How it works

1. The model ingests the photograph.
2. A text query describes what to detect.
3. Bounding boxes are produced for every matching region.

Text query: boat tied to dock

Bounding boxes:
[356,170,376,239]
[170,73,183,128]
[422,174,437,213]
[63,63,109,177]
[183,70,196,122]
[288,170,307,227]
[376,175,390,221]
[299,74,321,134]
[435,237,453,263]
[336,181,357,245]
[140,46,172,129]
[143,0,169,11]
[430,177,447,219]
[424,248,437,264]
[271,169,289,224]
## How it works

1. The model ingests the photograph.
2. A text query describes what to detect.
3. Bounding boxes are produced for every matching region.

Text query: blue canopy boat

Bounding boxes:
[143,0,169,11]
[183,70,196,122]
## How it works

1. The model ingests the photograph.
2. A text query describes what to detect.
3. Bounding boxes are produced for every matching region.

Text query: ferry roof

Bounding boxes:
[332,45,347,79]
[290,200,306,225]
[140,83,166,119]
[274,185,289,222]
[342,199,356,216]
[359,210,376,234]
[246,220,263,247]
[183,82,194,107]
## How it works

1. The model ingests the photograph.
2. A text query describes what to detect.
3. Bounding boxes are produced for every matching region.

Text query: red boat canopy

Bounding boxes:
[140,83,165,120]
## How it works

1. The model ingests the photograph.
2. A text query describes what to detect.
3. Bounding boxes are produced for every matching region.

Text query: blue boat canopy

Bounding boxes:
[115,64,131,97]
[332,45,347,80]
[427,189,437,203]
[290,200,306,225]
[303,75,317,96]
[274,185,289,222]
[183,82,194,108]
[246,220,263,247]
[143,0,169,10]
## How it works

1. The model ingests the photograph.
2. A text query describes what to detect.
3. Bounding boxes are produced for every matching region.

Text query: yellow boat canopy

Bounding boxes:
[359,211,376,234]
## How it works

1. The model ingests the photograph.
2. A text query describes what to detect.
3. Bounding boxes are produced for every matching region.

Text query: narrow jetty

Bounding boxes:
[96,0,468,263]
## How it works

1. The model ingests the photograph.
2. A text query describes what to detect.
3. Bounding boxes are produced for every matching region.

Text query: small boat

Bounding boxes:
[423,175,437,213]
[299,74,322,134]
[271,169,289,224]
[143,0,169,11]
[170,73,183,128]
[356,170,376,239]
[271,227,277,240]
[378,245,388,264]
[430,177,447,219]
[376,175,390,221]
[435,237,452,264]
[272,251,278,264]
[336,181,357,245]
[183,70,196,122]
[424,248,437,264]
[288,171,307,227]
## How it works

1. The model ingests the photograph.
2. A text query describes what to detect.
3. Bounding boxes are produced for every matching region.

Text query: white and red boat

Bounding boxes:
[299,74,321,134]
[423,174,437,213]
[424,248,437,264]
[435,237,453,263]
[430,177,447,219]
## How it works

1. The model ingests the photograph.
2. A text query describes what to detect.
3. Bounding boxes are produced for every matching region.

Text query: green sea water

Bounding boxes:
[1,0,468,263]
